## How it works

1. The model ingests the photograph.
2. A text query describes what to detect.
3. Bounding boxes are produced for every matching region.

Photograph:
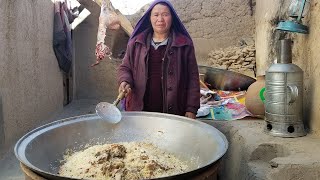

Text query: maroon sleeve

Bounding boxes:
[117,43,134,86]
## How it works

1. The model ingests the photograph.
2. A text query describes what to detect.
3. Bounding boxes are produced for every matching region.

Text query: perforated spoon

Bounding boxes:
[95,91,126,123]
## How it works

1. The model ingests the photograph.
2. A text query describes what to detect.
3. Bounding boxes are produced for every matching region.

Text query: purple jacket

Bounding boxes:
[118,29,200,115]
[117,0,200,116]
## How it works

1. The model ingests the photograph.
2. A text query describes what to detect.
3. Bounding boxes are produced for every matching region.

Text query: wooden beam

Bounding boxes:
[94,0,103,6]
[115,9,133,36]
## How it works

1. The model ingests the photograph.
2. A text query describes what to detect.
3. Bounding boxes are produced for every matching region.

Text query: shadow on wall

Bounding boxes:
[304,72,314,133]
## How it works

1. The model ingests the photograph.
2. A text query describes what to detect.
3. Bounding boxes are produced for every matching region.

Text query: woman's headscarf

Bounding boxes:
[130,0,191,40]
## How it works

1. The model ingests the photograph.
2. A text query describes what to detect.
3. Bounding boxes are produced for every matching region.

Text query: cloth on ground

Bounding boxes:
[197,89,252,120]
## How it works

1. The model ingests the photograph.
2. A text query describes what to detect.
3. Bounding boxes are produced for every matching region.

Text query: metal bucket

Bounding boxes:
[264,39,306,137]
[15,112,228,179]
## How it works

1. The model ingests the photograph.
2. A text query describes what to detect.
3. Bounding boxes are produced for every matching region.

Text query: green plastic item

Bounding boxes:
[259,87,266,103]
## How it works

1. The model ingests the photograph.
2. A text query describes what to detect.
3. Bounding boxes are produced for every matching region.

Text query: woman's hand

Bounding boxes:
[119,81,132,97]
[185,112,196,119]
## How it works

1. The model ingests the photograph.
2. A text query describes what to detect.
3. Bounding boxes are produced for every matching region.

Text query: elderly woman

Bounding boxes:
[117,0,200,119]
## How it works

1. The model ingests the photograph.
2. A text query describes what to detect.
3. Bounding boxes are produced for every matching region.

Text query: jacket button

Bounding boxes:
[169,70,173,75]
[169,51,173,55]
[168,106,173,110]
[168,87,172,91]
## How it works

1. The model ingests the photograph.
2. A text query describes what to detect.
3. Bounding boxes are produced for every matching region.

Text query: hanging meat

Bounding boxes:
[92,0,120,67]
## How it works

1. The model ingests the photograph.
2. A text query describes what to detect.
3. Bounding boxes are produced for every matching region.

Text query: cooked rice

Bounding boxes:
[58,142,188,180]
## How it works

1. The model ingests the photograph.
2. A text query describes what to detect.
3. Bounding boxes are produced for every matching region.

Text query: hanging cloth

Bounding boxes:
[53,0,75,73]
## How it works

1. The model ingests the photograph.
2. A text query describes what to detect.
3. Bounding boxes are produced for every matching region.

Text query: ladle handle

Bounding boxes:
[113,90,126,106]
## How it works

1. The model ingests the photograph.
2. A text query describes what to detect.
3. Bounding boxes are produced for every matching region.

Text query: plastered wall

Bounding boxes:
[293,0,320,135]
[0,0,63,157]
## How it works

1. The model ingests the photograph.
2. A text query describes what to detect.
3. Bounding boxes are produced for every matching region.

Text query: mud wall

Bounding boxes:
[255,0,283,76]
[293,0,320,135]
[0,0,64,157]
[172,0,256,66]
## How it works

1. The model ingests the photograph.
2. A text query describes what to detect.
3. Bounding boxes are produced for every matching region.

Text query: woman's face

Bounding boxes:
[150,4,172,35]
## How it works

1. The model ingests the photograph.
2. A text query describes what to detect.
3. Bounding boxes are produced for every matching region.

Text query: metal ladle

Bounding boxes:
[95,90,126,123]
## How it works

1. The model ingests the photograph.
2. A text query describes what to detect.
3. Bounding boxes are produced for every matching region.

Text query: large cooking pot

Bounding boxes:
[15,112,228,179]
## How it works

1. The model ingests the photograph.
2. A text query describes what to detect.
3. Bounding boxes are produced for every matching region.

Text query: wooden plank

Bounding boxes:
[115,9,133,36]
[94,0,103,6]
